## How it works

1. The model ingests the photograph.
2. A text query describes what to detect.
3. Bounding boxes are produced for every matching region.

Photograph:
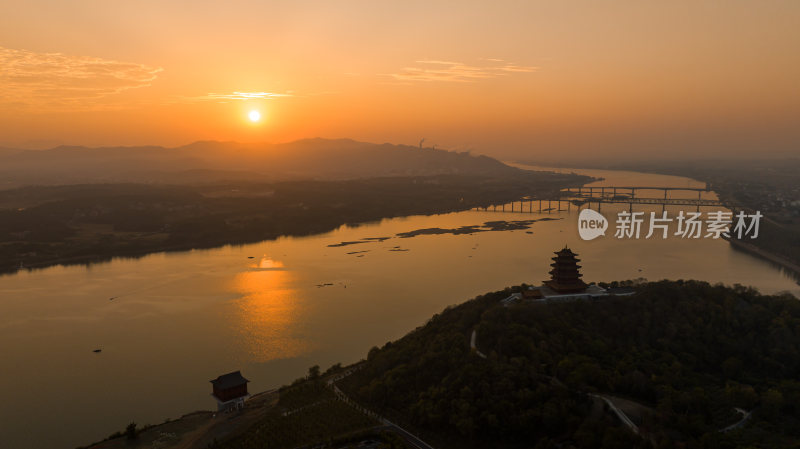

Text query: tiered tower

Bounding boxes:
[544,246,588,293]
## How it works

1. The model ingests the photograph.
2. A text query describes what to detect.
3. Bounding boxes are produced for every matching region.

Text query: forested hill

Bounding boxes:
[338,280,800,449]
[0,138,523,187]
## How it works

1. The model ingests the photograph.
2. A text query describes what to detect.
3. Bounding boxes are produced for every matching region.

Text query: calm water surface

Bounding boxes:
[0,166,797,448]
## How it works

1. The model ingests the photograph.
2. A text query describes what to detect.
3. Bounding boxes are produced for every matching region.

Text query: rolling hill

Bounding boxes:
[0,139,521,188]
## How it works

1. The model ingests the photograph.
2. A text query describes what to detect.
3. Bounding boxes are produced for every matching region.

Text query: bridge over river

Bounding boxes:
[476,185,738,213]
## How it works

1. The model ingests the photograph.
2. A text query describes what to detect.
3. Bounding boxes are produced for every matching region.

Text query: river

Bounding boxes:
[0,165,797,448]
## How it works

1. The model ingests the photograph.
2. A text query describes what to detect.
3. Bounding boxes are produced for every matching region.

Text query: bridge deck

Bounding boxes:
[563,186,709,192]
[571,197,727,207]
[477,186,737,213]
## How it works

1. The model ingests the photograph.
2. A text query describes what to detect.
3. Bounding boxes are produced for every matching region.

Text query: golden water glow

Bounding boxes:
[252,256,284,270]
[231,267,309,362]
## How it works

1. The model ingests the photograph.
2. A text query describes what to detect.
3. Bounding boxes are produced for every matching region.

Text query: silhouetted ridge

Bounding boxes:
[0,138,523,187]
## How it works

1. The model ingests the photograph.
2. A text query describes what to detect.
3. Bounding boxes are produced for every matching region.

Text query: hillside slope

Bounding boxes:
[0,139,521,187]
[337,280,800,449]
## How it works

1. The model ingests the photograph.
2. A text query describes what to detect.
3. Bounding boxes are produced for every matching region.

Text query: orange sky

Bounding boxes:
[1,1,798,160]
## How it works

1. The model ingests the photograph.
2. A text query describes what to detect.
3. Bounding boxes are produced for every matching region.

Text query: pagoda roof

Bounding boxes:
[210,371,249,390]
[551,262,582,268]
[554,246,577,255]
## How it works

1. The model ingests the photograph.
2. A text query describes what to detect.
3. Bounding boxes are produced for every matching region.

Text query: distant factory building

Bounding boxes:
[211,370,250,411]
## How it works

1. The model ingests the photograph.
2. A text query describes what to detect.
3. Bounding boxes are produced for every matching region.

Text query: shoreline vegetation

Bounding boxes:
[518,158,800,281]
[84,280,800,449]
[727,238,800,282]
[0,172,589,275]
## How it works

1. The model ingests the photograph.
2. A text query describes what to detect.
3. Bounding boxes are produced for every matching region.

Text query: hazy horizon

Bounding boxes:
[2,137,799,166]
[2,1,799,162]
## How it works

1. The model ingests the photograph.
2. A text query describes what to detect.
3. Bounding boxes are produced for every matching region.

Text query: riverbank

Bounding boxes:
[110,280,800,449]
[727,237,800,282]
[1,172,589,275]
[81,370,420,449]
[539,159,800,283]
[82,389,279,449]
[5,164,798,449]
[516,161,800,287]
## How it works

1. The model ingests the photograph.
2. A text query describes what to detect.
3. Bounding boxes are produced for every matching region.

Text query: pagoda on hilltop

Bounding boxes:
[499,245,632,305]
[544,246,588,293]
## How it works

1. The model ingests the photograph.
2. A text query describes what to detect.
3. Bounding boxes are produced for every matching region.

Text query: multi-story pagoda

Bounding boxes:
[544,246,588,293]
[500,245,632,305]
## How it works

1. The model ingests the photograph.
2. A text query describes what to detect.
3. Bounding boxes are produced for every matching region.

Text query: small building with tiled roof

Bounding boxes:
[211,371,250,411]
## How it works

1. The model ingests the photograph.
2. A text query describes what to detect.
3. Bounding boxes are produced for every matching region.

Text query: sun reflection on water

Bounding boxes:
[252,256,284,270]
[231,265,309,362]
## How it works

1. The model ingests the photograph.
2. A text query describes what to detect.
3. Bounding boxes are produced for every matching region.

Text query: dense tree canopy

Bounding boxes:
[339,280,800,449]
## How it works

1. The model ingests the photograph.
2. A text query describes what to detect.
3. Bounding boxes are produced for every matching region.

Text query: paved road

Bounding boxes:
[590,394,639,434]
[470,329,641,436]
[470,329,487,359]
[720,407,753,433]
[328,369,435,449]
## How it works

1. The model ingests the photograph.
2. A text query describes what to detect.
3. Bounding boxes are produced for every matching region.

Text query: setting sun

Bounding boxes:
[3,2,800,448]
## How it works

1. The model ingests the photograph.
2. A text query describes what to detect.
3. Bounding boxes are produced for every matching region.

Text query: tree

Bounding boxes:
[308,365,321,380]
[125,422,137,440]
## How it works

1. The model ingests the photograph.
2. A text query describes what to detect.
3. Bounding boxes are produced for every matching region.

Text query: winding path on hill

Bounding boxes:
[470,329,487,358]
[720,408,753,433]
[469,328,642,435]
[589,394,640,434]
[327,369,436,449]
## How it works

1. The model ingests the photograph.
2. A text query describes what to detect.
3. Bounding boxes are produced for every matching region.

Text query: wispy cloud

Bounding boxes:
[385,59,538,83]
[192,91,294,102]
[0,46,162,109]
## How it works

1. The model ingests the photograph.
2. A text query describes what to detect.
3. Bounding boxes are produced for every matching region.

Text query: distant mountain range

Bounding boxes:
[0,139,522,188]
